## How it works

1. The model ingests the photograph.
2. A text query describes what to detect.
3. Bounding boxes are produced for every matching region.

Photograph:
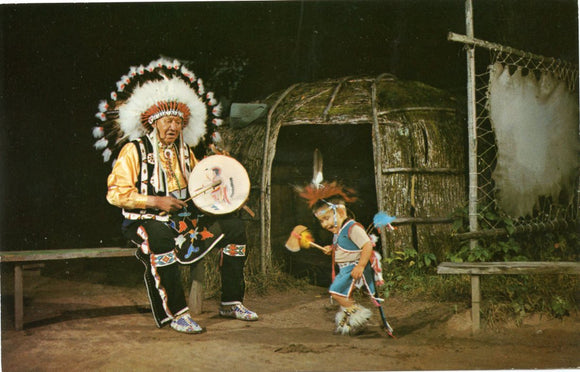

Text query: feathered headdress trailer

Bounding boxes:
[91,57,223,164]
[296,149,358,225]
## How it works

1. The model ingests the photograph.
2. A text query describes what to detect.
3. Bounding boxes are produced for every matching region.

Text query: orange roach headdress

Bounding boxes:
[298,181,357,209]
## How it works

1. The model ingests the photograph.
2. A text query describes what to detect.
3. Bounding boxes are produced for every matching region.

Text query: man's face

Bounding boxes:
[154,115,184,145]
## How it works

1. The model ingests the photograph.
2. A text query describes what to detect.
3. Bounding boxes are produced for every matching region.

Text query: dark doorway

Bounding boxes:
[270,124,377,286]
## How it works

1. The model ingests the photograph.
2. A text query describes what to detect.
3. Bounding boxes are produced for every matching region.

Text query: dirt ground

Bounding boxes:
[1,260,579,371]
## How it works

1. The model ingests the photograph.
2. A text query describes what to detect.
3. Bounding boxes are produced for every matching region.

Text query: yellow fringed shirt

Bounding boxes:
[106,142,196,210]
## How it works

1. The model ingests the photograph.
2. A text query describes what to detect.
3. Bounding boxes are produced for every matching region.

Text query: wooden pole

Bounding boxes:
[14,264,23,330]
[260,84,297,274]
[453,219,575,240]
[464,0,481,333]
[470,274,481,332]
[448,32,579,73]
[371,74,389,258]
[464,0,479,256]
[188,263,205,315]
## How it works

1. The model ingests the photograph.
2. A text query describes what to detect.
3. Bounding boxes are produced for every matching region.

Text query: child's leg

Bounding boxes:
[331,293,354,308]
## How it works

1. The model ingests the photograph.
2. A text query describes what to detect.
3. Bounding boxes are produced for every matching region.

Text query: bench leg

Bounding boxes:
[14,264,23,330]
[471,274,481,332]
[188,263,205,315]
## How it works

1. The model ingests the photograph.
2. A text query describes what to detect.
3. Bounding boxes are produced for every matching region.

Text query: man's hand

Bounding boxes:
[148,196,187,213]
[351,264,365,280]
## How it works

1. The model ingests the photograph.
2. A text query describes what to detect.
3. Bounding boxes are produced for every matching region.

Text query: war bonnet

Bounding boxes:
[92,57,223,163]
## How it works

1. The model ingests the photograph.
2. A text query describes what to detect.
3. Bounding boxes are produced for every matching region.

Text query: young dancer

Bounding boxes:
[299,181,383,335]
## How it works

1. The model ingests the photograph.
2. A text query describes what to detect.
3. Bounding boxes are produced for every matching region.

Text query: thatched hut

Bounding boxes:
[220,74,466,276]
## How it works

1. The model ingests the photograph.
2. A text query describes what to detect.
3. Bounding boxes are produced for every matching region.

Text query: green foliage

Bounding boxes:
[378,204,579,325]
[449,204,578,263]
[380,246,471,303]
[385,248,437,273]
[481,274,577,324]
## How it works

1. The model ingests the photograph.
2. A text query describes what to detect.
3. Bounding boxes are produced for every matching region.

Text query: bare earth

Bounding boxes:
[1,263,579,371]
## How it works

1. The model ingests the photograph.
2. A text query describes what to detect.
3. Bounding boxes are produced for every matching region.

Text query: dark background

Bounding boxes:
[1,1,578,251]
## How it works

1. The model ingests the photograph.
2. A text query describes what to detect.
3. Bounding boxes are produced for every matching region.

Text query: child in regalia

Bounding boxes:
[298,152,384,335]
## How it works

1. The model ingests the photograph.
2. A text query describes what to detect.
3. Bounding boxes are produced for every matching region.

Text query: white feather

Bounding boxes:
[159,58,172,69]
[98,100,108,112]
[94,137,108,150]
[197,79,205,95]
[181,66,196,81]
[116,78,127,92]
[212,103,222,117]
[102,148,112,162]
[95,112,106,121]
[92,126,104,138]
[312,148,324,187]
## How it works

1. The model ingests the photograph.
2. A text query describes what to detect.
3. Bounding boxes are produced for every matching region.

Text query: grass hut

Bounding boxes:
[220,74,466,278]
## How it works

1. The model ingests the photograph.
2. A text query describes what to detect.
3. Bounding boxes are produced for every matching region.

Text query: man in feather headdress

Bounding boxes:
[93,58,258,333]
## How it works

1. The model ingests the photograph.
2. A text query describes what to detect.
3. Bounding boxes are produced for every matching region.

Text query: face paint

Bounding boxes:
[315,201,346,234]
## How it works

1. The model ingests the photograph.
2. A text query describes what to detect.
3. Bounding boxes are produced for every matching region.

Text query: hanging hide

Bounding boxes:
[489,63,580,218]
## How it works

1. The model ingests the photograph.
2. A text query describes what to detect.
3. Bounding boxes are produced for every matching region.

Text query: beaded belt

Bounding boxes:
[337,261,358,269]
[123,211,170,222]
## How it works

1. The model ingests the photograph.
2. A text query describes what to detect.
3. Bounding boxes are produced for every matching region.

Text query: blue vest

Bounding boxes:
[335,220,363,251]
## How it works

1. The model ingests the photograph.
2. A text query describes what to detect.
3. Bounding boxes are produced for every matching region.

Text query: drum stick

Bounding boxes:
[159,180,222,216]
[308,241,325,251]
[184,179,222,203]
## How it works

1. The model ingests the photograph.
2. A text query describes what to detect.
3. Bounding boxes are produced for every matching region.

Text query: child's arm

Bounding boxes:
[351,241,373,279]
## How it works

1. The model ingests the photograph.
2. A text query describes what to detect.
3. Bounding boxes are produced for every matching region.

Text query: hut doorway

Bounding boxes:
[270,124,377,285]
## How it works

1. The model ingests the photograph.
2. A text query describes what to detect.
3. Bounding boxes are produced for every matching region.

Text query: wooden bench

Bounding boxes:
[437,261,580,333]
[0,247,204,330]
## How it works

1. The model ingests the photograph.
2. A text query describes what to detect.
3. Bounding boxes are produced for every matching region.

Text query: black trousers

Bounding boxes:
[123,215,247,328]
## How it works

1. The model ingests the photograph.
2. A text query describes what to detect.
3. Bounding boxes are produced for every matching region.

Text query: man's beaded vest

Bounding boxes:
[122,136,194,221]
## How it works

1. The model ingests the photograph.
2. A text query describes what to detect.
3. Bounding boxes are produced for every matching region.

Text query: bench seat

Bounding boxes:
[1,247,136,330]
[437,261,580,332]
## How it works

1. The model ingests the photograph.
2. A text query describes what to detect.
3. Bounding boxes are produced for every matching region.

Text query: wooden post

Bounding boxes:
[470,274,481,332]
[371,74,388,258]
[14,264,23,330]
[188,263,205,315]
[260,84,297,274]
[464,0,479,253]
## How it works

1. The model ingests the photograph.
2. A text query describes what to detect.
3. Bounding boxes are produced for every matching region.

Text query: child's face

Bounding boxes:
[315,205,347,234]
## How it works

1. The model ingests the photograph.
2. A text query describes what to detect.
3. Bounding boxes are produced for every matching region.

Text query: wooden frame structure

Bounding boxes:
[0,247,205,330]
[438,261,580,333]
